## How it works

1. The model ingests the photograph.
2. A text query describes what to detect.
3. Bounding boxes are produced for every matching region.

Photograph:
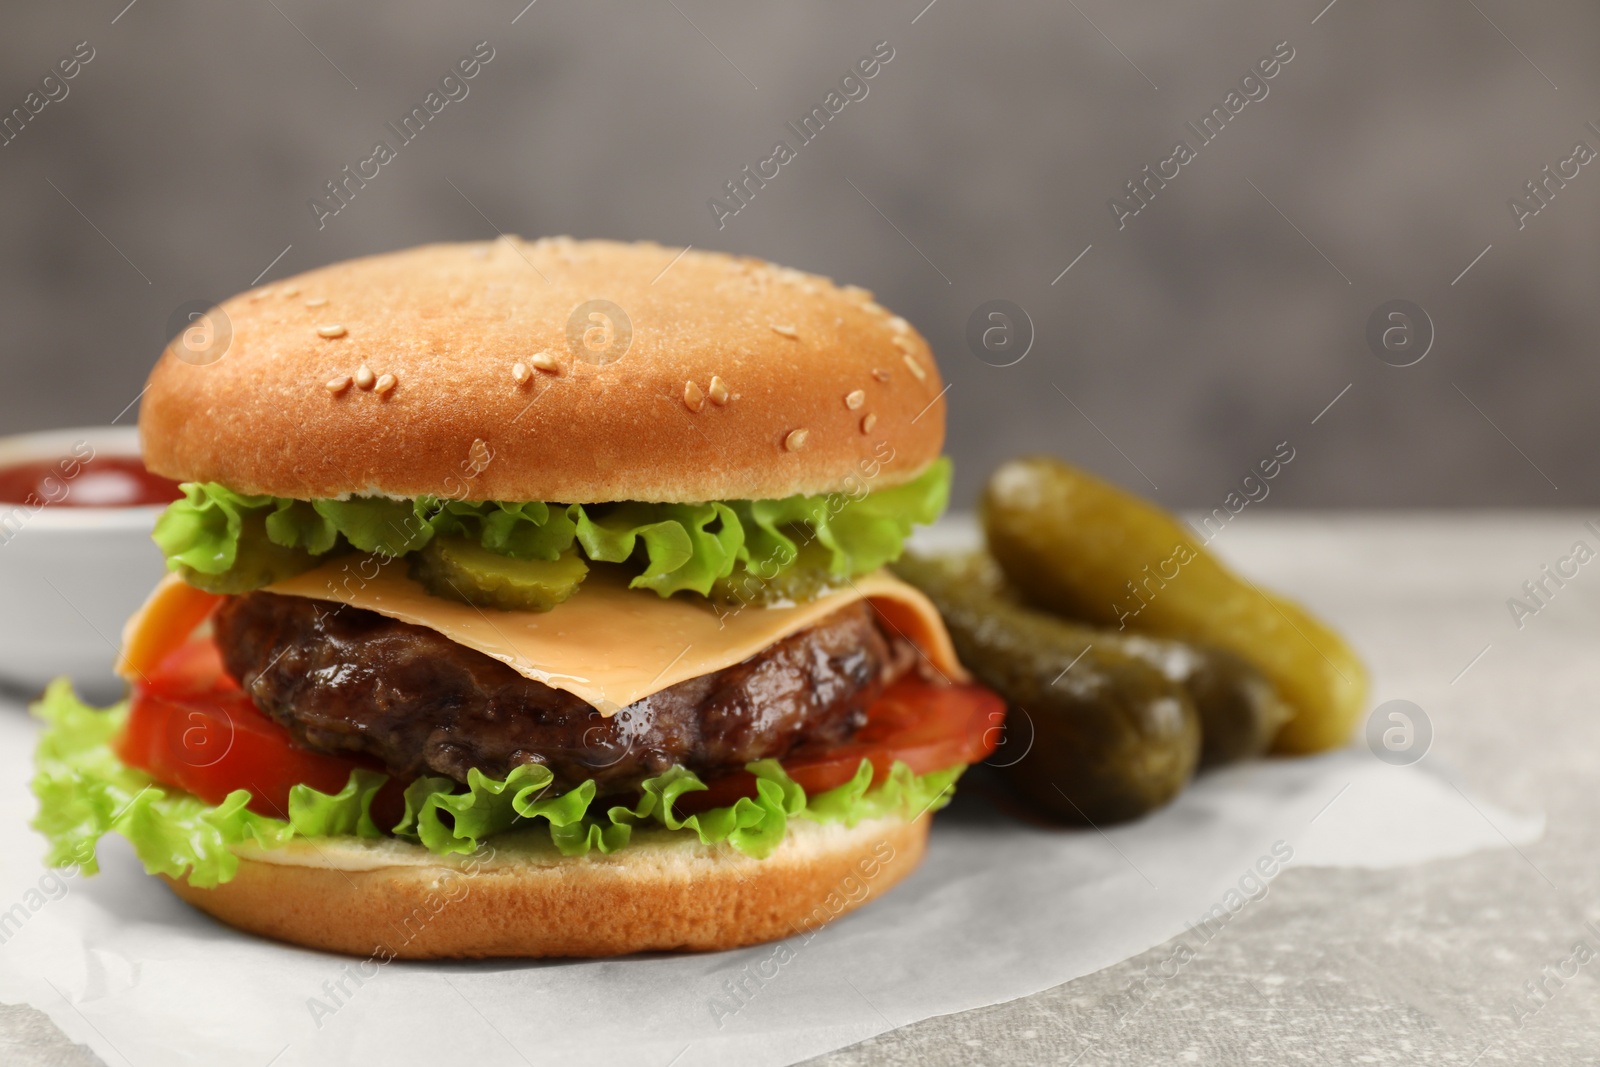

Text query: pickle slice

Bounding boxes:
[892,552,1200,824]
[981,456,1368,754]
[711,537,845,607]
[179,513,322,593]
[412,537,587,611]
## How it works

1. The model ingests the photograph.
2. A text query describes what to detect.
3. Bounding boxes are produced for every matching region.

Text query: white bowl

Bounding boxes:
[0,426,171,702]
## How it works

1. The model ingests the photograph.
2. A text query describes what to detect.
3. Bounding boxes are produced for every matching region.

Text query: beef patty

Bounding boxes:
[213,592,907,795]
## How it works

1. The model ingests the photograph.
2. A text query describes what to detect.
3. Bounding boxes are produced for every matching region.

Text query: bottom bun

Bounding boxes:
[163,814,931,959]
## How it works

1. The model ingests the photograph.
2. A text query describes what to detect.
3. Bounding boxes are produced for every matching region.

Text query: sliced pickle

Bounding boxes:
[981,456,1368,754]
[891,552,1200,825]
[178,514,322,593]
[711,538,844,607]
[412,536,587,611]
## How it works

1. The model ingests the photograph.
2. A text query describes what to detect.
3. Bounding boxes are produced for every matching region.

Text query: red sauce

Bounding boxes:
[0,452,183,508]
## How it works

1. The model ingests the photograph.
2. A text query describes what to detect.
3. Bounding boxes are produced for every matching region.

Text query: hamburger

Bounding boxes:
[31,238,1002,958]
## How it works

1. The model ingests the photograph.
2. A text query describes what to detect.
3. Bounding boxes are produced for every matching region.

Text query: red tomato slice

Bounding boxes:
[674,678,1007,813]
[140,633,229,697]
[114,638,407,828]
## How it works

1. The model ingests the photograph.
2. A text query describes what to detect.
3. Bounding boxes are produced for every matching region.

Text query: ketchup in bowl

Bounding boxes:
[0,450,182,508]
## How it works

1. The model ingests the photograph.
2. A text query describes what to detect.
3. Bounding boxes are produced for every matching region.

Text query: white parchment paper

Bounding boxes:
[0,703,1541,1067]
[0,516,1544,1067]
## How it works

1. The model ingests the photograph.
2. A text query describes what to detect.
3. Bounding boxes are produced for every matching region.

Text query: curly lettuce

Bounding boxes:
[150,459,952,599]
[734,457,954,578]
[31,681,964,888]
[30,679,379,887]
[571,501,746,596]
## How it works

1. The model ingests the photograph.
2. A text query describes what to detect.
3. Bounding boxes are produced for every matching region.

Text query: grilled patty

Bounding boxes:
[213,592,906,795]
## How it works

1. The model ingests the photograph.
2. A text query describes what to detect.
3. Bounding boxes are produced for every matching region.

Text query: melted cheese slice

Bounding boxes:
[263,559,964,715]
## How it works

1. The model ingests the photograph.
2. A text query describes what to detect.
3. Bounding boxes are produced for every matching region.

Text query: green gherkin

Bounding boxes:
[892,552,1200,824]
[981,456,1367,754]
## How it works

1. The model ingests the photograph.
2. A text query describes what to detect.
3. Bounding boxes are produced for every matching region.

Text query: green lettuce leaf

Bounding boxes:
[151,482,274,573]
[262,499,340,556]
[287,769,388,839]
[734,457,952,578]
[147,460,951,597]
[393,764,600,856]
[573,501,745,596]
[32,682,965,886]
[427,500,577,561]
[590,760,808,860]
[310,497,434,556]
[29,679,378,889]
[803,757,963,827]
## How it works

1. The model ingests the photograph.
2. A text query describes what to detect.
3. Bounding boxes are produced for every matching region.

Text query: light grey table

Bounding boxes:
[7,515,1598,1066]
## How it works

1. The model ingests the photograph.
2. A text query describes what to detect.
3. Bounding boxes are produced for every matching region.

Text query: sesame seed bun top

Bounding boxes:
[138,238,947,504]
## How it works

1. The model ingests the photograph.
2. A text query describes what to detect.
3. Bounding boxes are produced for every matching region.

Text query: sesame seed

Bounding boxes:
[316,323,347,339]
[708,376,730,406]
[861,413,877,434]
[887,316,910,334]
[784,428,810,452]
[683,379,706,413]
[770,323,799,339]
[872,368,891,382]
[280,287,300,299]
[305,297,328,308]
[863,302,885,317]
[893,334,915,354]
[375,373,397,395]
[511,362,532,385]
[902,353,927,381]
[325,375,352,395]
[250,288,272,302]
[530,351,561,375]
[354,364,376,390]
[844,389,866,410]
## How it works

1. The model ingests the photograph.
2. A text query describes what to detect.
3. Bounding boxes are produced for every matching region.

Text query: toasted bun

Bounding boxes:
[140,239,946,503]
[162,814,930,959]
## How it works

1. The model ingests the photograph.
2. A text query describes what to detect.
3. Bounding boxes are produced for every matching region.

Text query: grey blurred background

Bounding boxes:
[1,0,1595,510]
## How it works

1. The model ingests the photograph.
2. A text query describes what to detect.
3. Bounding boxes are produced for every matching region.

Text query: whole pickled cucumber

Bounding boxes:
[903,551,1288,767]
[412,537,587,611]
[1115,636,1292,766]
[892,553,1200,824]
[981,456,1368,754]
